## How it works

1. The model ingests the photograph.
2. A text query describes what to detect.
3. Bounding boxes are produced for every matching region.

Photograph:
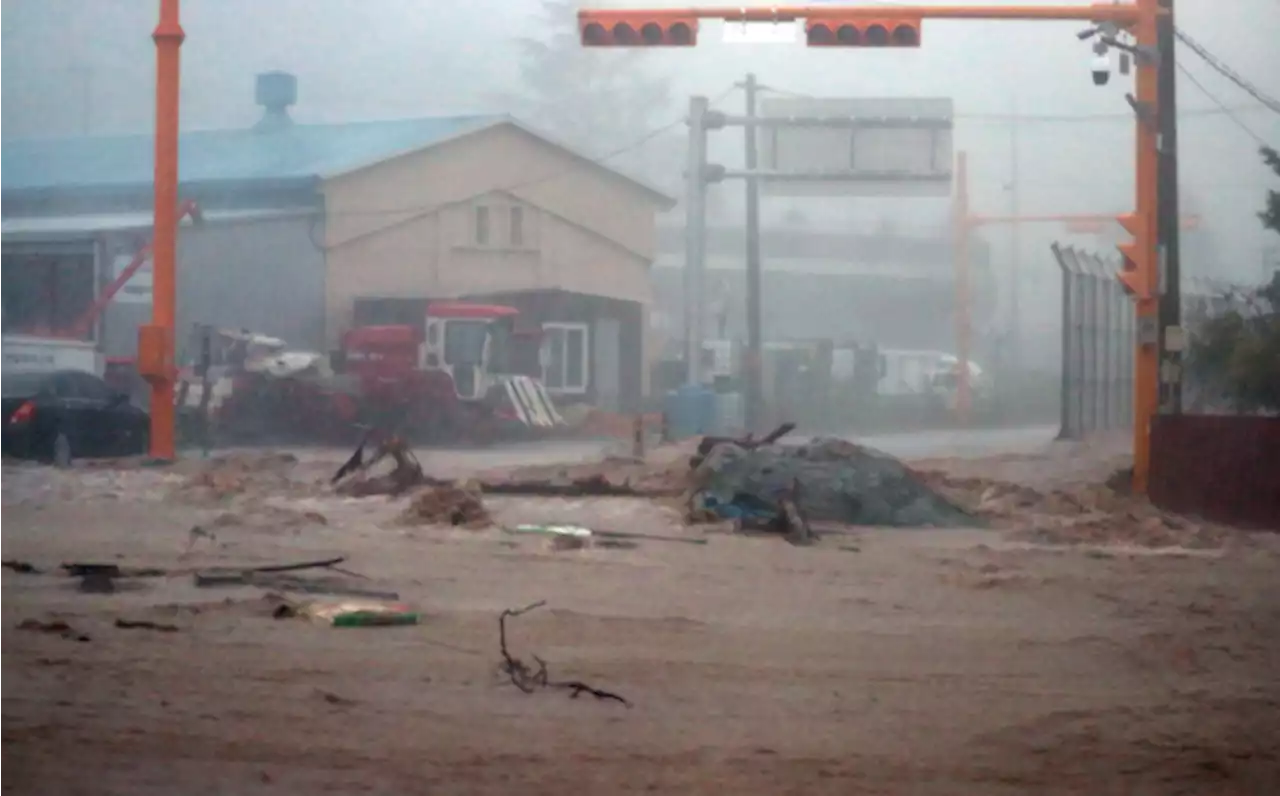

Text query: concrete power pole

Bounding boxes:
[741,73,764,430]
[684,95,710,386]
[1155,0,1184,414]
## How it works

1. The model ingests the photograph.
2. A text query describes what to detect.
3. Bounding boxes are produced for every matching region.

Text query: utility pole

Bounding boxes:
[1155,0,1183,414]
[740,73,764,431]
[684,95,710,386]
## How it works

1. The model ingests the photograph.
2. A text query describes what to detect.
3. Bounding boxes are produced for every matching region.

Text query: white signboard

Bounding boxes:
[2,335,104,376]
[758,96,954,198]
[111,252,153,304]
[721,20,801,44]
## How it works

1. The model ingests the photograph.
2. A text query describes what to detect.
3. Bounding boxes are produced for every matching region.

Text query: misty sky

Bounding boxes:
[3,0,1279,343]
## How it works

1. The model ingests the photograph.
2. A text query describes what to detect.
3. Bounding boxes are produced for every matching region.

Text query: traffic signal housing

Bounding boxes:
[1115,212,1153,299]
[805,17,922,47]
[579,11,698,47]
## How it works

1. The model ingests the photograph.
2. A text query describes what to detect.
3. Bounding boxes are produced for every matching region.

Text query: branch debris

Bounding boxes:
[497,601,631,708]
[333,430,438,497]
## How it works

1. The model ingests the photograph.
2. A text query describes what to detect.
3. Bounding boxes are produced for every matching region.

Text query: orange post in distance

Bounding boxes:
[148,0,184,461]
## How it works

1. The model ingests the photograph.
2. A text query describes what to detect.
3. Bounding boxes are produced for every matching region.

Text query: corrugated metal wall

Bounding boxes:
[100,215,326,358]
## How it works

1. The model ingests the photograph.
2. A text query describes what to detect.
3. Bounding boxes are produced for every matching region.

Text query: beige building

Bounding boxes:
[2,72,673,411]
[321,118,674,410]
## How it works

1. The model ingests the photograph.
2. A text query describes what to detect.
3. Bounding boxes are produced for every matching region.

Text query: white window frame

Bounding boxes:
[540,322,589,395]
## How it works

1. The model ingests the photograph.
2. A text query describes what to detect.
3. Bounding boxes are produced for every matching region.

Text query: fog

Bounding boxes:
[4,0,1278,387]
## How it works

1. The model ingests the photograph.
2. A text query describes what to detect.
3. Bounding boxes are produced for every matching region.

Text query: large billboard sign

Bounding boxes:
[757,96,954,198]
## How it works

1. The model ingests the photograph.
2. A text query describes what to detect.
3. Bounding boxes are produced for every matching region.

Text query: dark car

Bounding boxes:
[3,369,150,466]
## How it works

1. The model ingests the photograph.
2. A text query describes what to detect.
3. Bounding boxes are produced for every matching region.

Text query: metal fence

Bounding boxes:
[1050,243,1135,440]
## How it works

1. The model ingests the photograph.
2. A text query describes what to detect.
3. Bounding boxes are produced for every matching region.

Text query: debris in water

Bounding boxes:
[497,600,630,707]
[17,619,90,642]
[114,619,180,633]
[398,481,492,528]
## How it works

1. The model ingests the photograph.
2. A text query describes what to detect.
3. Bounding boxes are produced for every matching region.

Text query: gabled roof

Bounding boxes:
[1,115,673,205]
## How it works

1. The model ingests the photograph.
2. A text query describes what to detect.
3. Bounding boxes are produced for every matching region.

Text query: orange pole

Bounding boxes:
[150,0,184,460]
[1131,0,1160,494]
[953,151,972,423]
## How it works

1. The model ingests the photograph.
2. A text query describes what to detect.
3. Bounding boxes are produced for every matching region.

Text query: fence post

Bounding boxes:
[1071,249,1088,439]
[1085,257,1099,435]
[1090,254,1108,434]
[1122,286,1135,427]
[1052,243,1075,439]
[1096,255,1113,430]
[1116,257,1126,429]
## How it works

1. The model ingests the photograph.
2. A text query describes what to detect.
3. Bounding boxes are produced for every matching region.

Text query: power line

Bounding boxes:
[1175,59,1275,149]
[330,85,740,218]
[1174,28,1280,115]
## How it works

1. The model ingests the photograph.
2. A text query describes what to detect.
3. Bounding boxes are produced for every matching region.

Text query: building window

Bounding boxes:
[541,322,589,394]
[509,206,524,247]
[474,205,490,245]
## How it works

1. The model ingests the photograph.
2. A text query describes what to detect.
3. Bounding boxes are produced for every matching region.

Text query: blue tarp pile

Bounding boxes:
[690,437,978,529]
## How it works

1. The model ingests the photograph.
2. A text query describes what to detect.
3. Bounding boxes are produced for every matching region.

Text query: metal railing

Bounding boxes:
[1051,243,1135,440]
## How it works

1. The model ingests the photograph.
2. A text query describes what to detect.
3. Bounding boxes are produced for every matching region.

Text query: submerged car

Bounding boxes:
[2,369,150,466]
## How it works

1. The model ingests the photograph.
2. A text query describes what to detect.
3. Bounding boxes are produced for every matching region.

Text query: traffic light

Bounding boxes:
[805,17,922,47]
[579,11,697,47]
[1115,211,1152,299]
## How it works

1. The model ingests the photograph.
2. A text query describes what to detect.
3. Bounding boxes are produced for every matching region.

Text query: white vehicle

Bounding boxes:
[924,355,991,410]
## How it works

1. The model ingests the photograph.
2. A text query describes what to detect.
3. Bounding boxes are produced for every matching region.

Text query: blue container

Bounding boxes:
[664,385,716,439]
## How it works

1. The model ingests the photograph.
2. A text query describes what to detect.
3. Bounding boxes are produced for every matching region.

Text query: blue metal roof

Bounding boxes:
[1,114,505,193]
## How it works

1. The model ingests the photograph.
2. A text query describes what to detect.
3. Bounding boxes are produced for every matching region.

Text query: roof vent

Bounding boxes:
[254,71,297,132]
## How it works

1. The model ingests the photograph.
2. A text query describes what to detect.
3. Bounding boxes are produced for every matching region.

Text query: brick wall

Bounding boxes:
[1150,415,1280,529]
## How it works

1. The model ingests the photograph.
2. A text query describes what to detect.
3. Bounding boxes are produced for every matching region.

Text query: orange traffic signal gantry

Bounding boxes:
[579,11,698,47]
[573,1,1168,496]
[805,18,923,47]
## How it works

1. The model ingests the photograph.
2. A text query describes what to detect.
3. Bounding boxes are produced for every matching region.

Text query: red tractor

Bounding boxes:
[335,301,562,442]
[181,301,563,445]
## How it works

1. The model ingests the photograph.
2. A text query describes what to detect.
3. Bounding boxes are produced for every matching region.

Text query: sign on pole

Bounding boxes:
[758,96,954,197]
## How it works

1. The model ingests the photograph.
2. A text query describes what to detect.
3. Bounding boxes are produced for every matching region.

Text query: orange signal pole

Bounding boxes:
[1130,0,1160,495]
[149,0,184,461]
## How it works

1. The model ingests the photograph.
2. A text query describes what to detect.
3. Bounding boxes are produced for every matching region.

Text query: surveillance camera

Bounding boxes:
[1091,54,1111,86]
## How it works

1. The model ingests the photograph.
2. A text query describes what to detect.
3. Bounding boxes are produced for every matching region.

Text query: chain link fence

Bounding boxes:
[1050,243,1135,440]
